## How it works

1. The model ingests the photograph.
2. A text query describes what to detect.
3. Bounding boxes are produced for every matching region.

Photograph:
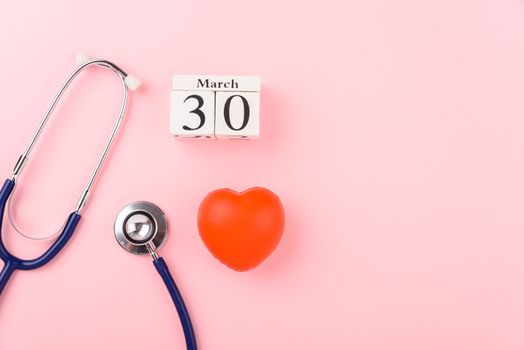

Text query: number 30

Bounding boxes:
[182,94,250,131]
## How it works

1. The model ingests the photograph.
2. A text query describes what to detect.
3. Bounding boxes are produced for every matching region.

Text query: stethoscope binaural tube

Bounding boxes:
[114,201,197,350]
[0,55,140,296]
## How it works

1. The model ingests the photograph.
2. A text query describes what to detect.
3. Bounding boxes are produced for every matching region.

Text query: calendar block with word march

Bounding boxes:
[171,75,260,139]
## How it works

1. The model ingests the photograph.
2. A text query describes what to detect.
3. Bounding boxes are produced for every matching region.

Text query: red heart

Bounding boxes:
[197,187,285,271]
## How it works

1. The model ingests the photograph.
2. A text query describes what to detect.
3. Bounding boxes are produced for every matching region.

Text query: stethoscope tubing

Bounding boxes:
[0,178,198,349]
[154,257,198,350]
[0,179,81,296]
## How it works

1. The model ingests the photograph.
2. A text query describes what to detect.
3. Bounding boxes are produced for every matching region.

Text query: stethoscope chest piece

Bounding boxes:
[114,201,197,349]
[114,201,167,255]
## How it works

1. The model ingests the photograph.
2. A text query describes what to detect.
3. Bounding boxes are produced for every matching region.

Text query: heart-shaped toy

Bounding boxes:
[197,187,285,271]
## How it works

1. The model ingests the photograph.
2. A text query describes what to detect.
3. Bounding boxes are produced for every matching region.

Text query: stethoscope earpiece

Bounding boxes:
[114,201,167,257]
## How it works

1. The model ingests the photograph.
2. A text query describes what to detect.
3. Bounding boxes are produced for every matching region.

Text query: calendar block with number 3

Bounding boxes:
[171,75,260,139]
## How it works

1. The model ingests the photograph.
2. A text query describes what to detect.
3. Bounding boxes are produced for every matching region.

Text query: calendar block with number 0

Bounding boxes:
[171,75,260,139]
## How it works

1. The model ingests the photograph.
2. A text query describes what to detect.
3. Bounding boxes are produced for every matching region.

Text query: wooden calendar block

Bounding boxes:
[170,90,215,138]
[215,91,260,139]
[171,75,260,139]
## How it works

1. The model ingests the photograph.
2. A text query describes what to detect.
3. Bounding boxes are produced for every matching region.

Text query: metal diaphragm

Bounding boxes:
[114,201,167,255]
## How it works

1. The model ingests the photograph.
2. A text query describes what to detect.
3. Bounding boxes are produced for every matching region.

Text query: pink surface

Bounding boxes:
[1,0,524,349]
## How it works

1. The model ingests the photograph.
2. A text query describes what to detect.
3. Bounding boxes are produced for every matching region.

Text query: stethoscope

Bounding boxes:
[114,201,197,350]
[0,56,197,350]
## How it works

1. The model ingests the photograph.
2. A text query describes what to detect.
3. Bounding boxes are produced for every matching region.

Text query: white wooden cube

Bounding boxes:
[170,90,215,138]
[215,91,260,139]
[171,75,260,139]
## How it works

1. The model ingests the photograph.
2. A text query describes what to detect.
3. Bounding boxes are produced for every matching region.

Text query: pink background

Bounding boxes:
[1,0,524,349]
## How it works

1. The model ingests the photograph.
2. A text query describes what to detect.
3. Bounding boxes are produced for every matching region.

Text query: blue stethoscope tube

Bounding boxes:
[0,179,81,295]
[154,257,198,350]
[0,178,198,350]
